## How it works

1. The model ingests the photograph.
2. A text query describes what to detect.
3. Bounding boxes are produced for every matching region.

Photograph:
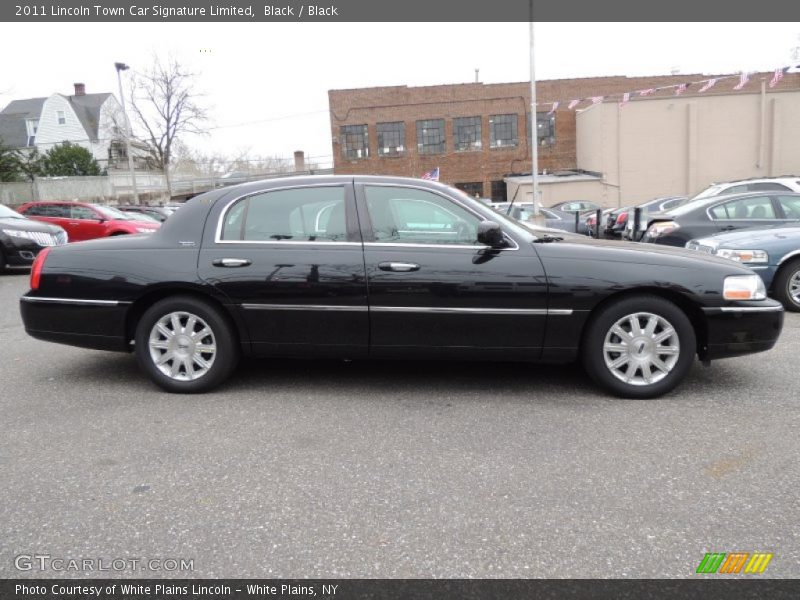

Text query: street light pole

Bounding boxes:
[114,62,139,205]
[529,15,540,217]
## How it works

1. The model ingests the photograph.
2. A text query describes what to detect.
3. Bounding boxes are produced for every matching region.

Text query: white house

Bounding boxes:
[0,83,145,169]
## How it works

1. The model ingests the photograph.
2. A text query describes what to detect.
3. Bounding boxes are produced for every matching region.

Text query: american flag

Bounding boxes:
[590,96,603,104]
[769,67,785,88]
[619,92,630,107]
[547,101,559,115]
[567,99,580,110]
[639,88,656,96]
[421,167,439,181]
[733,71,749,90]
[675,83,688,96]
[698,78,717,93]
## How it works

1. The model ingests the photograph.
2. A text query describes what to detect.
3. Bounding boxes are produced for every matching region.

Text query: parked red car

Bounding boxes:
[16,201,160,242]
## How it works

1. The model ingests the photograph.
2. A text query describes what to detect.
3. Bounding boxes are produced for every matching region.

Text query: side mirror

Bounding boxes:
[477,220,506,247]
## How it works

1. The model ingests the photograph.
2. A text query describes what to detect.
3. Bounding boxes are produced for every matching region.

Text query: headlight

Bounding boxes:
[723,274,767,300]
[135,227,156,234]
[714,249,768,264]
[645,221,680,238]
[2,229,35,239]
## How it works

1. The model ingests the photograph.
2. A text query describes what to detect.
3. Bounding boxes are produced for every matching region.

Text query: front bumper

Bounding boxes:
[701,299,784,360]
[2,237,52,266]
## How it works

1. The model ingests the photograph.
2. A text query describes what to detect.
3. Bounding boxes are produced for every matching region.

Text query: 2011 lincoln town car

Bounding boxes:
[20,176,784,398]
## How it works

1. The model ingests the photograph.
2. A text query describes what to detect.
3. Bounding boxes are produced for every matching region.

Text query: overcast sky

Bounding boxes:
[1,22,799,164]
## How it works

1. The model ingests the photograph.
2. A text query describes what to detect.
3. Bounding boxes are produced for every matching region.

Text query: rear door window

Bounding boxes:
[712,196,777,220]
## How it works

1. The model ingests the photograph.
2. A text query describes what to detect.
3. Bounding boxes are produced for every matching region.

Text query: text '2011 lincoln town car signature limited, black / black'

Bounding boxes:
[19,176,784,398]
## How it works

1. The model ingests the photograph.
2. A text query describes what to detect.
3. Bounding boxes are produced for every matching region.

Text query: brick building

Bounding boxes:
[328,72,799,201]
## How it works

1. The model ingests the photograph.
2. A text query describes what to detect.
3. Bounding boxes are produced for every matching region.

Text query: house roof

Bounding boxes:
[0,92,113,148]
[0,97,46,147]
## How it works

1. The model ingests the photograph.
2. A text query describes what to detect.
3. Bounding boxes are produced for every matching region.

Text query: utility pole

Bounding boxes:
[114,62,139,204]
[529,11,540,217]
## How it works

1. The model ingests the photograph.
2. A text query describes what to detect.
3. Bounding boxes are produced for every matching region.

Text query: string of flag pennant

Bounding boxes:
[539,65,796,113]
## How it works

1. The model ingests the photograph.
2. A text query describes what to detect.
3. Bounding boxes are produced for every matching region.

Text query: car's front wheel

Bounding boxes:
[582,295,696,399]
[135,296,239,393]
[773,259,800,312]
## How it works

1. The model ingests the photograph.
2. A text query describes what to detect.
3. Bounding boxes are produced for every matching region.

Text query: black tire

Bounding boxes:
[773,259,800,312]
[581,295,696,399]
[135,295,239,393]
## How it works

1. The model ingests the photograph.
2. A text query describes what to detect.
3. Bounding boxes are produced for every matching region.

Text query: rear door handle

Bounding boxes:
[378,261,420,272]
[212,258,252,268]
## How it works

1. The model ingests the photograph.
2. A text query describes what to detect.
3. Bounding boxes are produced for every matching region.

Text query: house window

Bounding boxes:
[490,180,507,202]
[25,119,38,146]
[454,182,484,198]
[377,122,405,157]
[453,116,482,152]
[57,111,66,125]
[528,112,556,147]
[416,119,445,155]
[340,124,369,159]
[489,114,518,149]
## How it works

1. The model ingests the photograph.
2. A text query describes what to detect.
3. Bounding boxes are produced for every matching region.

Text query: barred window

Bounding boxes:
[489,114,518,149]
[453,116,482,152]
[377,122,405,157]
[527,112,556,147]
[490,180,507,202]
[340,124,369,159]
[416,119,445,155]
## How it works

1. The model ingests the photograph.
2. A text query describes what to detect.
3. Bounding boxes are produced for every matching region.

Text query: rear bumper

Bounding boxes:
[701,300,784,360]
[20,295,131,352]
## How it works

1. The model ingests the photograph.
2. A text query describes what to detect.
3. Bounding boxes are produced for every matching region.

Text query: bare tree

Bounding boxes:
[129,57,208,198]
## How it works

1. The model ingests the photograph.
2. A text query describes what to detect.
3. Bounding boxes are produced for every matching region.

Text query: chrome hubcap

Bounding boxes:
[148,311,216,381]
[603,312,680,386]
[789,271,800,304]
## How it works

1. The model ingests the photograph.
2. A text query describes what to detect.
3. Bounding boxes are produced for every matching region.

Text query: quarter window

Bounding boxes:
[364,186,480,245]
[711,196,777,220]
[490,114,518,149]
[376,122,405,157]
[340,125,369,159]
[416,119,445,155]
[221,186,348,242]
[453,116,482,152]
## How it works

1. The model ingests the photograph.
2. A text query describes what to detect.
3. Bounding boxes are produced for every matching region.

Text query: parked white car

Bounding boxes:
[693,177,800,200]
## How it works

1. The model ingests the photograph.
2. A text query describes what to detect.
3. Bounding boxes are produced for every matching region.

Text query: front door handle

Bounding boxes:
[212,258,252,268]
[378,261,420,272]
[720,225,737,231]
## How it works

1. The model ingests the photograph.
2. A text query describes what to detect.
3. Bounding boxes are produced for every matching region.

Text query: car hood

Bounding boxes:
[541,235,754,273]
[692,225,800,247]
[0,217,64,234]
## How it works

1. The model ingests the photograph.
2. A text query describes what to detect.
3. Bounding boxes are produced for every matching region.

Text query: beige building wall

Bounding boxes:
[576,89,800,205]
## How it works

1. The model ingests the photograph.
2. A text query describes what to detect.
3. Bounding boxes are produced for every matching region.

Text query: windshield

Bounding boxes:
[94,205,132,220]
[0,205,26,219]
[127,212,160,223]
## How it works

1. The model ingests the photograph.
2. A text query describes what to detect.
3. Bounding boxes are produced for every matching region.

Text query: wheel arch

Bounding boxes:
[124,284,249,352]
[578,287,708,357]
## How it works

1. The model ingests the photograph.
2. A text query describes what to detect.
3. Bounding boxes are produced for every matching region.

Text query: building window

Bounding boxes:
[489,114,518,149]
[454,182,484,198]
[57,111,66,125]
[490,180,507,202]
[416,119,445,155]
[25,119,38,146]
[340,124,369,159]
[377,122,405,157]
[453,116,482,152]
[528,112,556,147]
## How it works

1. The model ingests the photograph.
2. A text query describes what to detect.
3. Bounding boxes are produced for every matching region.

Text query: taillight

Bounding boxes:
[30,247,51,290]
[616,212,628,225]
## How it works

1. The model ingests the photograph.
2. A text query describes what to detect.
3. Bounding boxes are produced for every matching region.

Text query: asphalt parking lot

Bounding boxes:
[1,268,798,578]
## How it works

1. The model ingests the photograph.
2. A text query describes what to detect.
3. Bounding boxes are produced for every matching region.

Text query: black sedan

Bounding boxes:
[0,204,67,271]
[19,176,784,399]
[640,191,800,247]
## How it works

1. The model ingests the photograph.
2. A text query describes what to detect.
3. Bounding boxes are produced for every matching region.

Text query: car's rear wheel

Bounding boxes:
[582,295,696,399]
[773,259,800,312]
[135,296,238,393]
